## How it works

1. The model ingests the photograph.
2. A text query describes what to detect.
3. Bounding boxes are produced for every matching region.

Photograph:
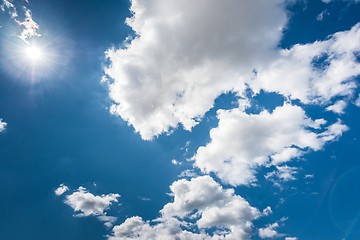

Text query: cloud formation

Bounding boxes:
[110,176,262,239]
[54,184,69,196]
[252,23,360,104]
[194,104,347,186]
[101,0,360,238]
[0,0,40,42]
[104,0,288,140]
[64,186,120,217]
[0,118,6,132]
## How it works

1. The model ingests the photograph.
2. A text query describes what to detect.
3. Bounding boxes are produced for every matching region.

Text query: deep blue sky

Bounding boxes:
[0,0,360,239]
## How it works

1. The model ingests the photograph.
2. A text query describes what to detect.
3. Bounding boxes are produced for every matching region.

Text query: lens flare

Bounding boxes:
[25,45,42,61]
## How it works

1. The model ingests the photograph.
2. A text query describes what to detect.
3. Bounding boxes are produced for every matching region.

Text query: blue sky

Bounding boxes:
[0,0,360,239]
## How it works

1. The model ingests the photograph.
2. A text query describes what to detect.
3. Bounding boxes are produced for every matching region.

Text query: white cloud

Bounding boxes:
[355,94,360,107]
[252,23,360,104]
[110,176,261,240]
[258,222,280,239]
[110,217,210,240]
[98,216,118,229]
[1,0,18,18]
[317,10,329,21]
[326,100,347,114]
[0,0,40,43]
[304,174,314,179]
[178,169,198,178]
[64,186,120,217]
[194,104,346,186]
[285,237,298,240]
[17,8,40,42]
[0,118,7,132]
[171,159,181,165]
[265,166,298,182]
[262,206,273,216]
[54,184,69,196]
[104,0,288,140]
[323,0,360,3]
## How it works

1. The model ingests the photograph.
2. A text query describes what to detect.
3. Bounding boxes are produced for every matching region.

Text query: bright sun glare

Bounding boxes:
[25,45,42,61]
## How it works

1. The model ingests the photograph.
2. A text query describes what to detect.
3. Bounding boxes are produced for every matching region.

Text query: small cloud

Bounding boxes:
[1,0,40,43]
[304,174,314,179]
[63,186,120,217]
[355,94,360,107]
[97,215,117,228]
[17,9,41,42]
[55,184,69,196]
[178,169,198,178]
[0,118,7,132]
[326,100,347,114]
[266,165,298,183]
[317,10,329,21]
[139,196,151,201]
[259,222,281,238]
[262,206,273,216]
[171,159,181,165]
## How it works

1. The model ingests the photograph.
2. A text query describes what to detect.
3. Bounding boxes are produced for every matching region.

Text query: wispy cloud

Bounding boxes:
[1,0,40,43]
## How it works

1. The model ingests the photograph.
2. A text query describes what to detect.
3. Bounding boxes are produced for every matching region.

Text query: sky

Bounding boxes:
[0,0,360,239]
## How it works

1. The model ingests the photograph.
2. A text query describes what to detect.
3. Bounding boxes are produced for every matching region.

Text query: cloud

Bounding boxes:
[63,186,120,217]
[104,0,288,140]
[178,169,198,178]
[258,222,280,239]
[1,0,18,18]
[54,184,69,196]
[17,8,40,42]
[304,174,314,179]
[354,94,360,107]
[252,23,360,104]
[0,0,40,43]
[171,159,181,165]
[316,10,329,21]
[98,216,118,229]
[262,206,273,216]
[322,0,360,3]
[194,104,347,186]
[326,100,347,114]
[110,176,261,239]
[0,118,7,132]
[265,166,298,182]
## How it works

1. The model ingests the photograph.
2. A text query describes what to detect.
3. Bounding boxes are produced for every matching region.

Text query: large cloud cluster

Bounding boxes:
[100,0,360,239]
[104,0,287,140]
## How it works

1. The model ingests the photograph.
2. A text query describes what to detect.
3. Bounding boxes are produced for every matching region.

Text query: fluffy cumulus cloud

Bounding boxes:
[104,0,288,140]
[56,185,121,228]
[252,23,360,104]
[0,118,7,132]
[258,222,280,239]
[194,104,347,186]
[110,176,262,240]
[63,186,120,217]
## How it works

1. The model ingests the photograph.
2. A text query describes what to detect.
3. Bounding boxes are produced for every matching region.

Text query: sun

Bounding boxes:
[25,45,43,62]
